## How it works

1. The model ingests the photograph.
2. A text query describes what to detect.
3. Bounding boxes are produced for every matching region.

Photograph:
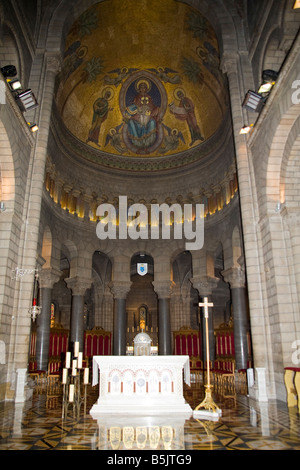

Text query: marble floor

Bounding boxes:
[0,380,299,452]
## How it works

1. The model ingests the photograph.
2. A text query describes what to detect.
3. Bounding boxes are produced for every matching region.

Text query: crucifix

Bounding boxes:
[194,297,221,418]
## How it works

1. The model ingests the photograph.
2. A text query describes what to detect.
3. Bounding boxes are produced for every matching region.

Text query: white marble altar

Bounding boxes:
[90,355,192,416]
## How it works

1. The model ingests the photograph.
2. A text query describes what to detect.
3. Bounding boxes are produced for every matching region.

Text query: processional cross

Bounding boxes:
[194,297,221,418]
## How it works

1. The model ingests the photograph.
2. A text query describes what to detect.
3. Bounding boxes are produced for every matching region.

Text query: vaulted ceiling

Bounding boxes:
[53,0,230,174]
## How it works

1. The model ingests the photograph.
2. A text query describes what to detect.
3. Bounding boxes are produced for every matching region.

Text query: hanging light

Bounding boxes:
[28,271,42,322]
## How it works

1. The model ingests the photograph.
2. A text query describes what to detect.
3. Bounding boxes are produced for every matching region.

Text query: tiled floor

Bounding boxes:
[0,381,299,451]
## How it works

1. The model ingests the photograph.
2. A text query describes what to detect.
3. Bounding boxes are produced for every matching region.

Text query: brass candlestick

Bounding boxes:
[194,297,222,419]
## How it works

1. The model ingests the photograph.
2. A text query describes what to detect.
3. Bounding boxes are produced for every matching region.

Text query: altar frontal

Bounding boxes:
[90,355,192,416]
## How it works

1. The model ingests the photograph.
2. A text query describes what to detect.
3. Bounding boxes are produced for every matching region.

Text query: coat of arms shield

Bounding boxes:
[137,263,148,276]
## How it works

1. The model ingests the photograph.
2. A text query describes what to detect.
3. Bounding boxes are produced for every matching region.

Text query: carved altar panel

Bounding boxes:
[91,356,192,416]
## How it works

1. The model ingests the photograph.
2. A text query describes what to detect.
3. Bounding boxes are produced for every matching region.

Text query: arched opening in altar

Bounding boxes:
[126,253,157,354]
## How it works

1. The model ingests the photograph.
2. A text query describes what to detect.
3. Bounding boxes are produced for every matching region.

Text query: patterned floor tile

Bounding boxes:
[0,383,299,451]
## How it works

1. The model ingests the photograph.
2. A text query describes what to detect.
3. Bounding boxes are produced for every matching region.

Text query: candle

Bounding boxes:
[72,359,77,376]
[84,367,89,384]
[69,384,74,402]
[74,341,79,357]
[65,352,71,369]
[77,352,82,369]
[62,368,68,384]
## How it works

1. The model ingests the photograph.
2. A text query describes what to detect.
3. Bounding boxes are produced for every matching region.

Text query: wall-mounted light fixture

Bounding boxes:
[258,70,278,95]
[27,122,39,132]
[239,124,253,135]
[242,90,265,112]
[0,65,17,78]
[15,89,38,112]
[6,77,22,91]
[293,0,300,8]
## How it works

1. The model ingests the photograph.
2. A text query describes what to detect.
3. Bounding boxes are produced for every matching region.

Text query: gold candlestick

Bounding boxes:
[194,297,222,419]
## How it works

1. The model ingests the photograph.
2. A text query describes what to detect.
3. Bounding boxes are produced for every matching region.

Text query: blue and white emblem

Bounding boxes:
[137,263,148,276]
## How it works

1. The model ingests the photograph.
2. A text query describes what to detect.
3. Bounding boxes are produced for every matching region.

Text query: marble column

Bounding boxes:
[66,276,91,352]
[190,276,219,363]
[222,266,249,370]
[152,281,174,355]
[35,268,61,371]
[109,281,132,355]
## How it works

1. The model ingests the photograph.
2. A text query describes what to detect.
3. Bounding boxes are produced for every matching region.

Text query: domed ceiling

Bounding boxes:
[55,0,228,169]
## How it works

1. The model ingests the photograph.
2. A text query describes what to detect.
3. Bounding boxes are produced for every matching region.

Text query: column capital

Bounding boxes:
[109,280,132,299]
[152,280,175,299]
[220,51,239,75]
[45,51,62,74]
[190,275,219,296]
[222,266,245,288]
[39,267,61,289]
[65,276,92,295]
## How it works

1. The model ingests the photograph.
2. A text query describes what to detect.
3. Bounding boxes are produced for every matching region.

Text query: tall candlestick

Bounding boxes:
[74,341,79,357]
[65,352,71,369]
[69,384,74,402]
[78,352,83,369]
[62,368,68,384]
[72,359,77,376]
[84,367,89,384]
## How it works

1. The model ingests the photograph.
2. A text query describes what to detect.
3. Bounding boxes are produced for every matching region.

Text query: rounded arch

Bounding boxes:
[60,239,78,277]
[266,107,300,212]
[0,120,15,211]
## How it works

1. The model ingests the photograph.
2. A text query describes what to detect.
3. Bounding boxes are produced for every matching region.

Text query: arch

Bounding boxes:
[0,120,15,211]
[266,107,300,212]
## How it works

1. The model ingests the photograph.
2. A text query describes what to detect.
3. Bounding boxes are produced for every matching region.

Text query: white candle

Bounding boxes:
[69,384,74,402]
[72,359,77,376]
[74,341,79,357]
[65,352,71,368]
[84,367,89,384]
[62,368,68,384]
[77,352,83,369]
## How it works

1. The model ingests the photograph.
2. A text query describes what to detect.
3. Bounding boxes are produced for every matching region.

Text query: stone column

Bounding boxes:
[220,53,269,371]
[66,276,91,352]
[35,267,61,371]
[190,276,218,363]
[109,281,132,355]
[222,266,249,370]
[152,281,174,355]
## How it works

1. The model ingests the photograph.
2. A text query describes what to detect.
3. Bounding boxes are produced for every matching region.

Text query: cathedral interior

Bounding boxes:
[0,0,300,452]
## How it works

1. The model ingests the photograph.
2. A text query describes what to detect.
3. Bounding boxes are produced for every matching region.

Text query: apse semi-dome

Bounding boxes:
[55,0,228,166]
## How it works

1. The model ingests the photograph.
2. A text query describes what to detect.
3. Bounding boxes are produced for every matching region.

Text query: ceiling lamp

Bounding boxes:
[242,90,264,112]
[15,89,38,112]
